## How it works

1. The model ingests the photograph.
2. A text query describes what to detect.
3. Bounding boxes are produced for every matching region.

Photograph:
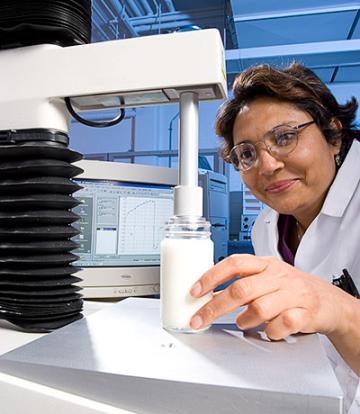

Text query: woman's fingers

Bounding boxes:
[235,290,304,330]
[190,254,269,297]
[190,273,282,330]
[188,254,335,336]
[265,308,310,340]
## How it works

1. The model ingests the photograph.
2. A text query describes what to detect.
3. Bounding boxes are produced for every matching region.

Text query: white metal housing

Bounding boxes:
[0,29,227,132]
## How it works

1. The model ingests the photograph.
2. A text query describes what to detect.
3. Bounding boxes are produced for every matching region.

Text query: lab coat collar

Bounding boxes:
[322,140,360,217]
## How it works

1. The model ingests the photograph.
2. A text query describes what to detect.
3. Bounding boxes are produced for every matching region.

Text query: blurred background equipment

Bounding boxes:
[199,169,229,263]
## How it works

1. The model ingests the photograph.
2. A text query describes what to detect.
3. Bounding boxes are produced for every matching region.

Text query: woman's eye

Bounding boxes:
[275,132,296,146]
[240,149,253,159]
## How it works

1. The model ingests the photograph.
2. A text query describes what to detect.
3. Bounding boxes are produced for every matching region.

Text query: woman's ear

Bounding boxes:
[331,117,342,130]
[330,118,342,152]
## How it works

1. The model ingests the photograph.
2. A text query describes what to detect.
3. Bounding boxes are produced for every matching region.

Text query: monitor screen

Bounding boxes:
[71,160,177,298]
[73,179,174,267]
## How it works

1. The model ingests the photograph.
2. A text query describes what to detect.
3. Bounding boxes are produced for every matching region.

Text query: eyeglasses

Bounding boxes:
[228,120,315,172]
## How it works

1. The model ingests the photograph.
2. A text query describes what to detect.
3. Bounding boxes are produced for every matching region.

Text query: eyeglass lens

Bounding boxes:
[232,126,300,171]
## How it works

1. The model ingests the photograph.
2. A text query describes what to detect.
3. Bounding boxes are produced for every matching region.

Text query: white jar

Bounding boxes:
[160,216,213,333]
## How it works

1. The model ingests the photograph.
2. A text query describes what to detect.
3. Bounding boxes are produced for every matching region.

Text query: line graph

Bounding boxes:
[118,196,173,255]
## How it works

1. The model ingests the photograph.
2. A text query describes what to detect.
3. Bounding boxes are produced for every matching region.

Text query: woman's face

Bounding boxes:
[232,97,341,223]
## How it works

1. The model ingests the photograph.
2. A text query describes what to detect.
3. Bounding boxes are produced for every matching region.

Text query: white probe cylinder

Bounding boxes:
[174,92,203,217]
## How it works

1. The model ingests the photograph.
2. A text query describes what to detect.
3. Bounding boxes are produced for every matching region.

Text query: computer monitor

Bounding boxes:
[72,160,177,298]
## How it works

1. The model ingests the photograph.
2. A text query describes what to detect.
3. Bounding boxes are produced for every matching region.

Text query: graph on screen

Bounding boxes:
[118,196,173,255]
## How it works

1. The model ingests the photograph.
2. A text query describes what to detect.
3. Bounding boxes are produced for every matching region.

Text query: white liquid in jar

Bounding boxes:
[160,237,213,332]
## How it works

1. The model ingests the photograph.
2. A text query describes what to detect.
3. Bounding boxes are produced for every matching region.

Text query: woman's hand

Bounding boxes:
[189,254,354,340]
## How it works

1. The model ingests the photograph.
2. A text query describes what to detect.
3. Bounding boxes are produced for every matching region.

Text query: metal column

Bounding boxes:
[174,92,203,217]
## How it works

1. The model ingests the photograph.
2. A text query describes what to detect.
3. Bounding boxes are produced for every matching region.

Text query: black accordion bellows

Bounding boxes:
[0,0,92,49]
[0,131,85,332]
[0,1,92,331]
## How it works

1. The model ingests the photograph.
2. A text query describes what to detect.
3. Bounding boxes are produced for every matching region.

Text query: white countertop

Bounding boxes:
[0,298,344,414]
[0,300,111,356]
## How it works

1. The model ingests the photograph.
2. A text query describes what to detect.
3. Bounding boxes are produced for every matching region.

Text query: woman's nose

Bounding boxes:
[257,146,284,175]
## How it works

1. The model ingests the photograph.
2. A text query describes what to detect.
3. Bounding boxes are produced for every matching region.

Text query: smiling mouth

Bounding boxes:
[265,179,299,193]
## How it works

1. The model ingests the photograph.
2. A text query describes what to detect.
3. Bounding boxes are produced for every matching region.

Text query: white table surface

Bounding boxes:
[0,298,343,414]
[0,300,111,356]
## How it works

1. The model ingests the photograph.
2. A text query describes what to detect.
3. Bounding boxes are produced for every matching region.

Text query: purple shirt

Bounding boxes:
[277,214,295,265]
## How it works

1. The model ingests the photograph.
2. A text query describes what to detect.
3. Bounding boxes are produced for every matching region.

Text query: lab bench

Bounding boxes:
[0,298,343,414]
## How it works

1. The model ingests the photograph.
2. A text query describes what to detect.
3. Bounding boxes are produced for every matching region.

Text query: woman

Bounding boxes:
[189,63,360,412]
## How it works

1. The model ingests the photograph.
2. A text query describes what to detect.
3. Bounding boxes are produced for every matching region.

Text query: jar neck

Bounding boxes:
[164,215,211,239]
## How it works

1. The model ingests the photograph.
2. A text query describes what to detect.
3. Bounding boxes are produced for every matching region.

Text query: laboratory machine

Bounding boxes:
[0,0,227,331]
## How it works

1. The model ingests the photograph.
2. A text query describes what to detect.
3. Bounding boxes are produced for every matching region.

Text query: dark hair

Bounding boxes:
[216,63,360,166]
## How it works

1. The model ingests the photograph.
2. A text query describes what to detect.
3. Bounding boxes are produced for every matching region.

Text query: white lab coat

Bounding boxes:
[251,140,360,413]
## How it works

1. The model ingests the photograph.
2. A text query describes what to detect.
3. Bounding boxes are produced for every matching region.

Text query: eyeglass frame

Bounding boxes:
[228,120,315,172]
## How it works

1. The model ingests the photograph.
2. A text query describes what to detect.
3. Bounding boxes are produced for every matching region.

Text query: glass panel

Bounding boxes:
[83,153,108,161]
[134,156,158,166]
[170,156,179,169]
[111,158,132,163]
[157,157,173,168]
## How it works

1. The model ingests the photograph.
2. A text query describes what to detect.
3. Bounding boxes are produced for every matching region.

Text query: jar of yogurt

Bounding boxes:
[160,215,213,333]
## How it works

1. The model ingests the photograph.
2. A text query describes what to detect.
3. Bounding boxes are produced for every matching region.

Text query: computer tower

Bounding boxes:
[198,170,229,263]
